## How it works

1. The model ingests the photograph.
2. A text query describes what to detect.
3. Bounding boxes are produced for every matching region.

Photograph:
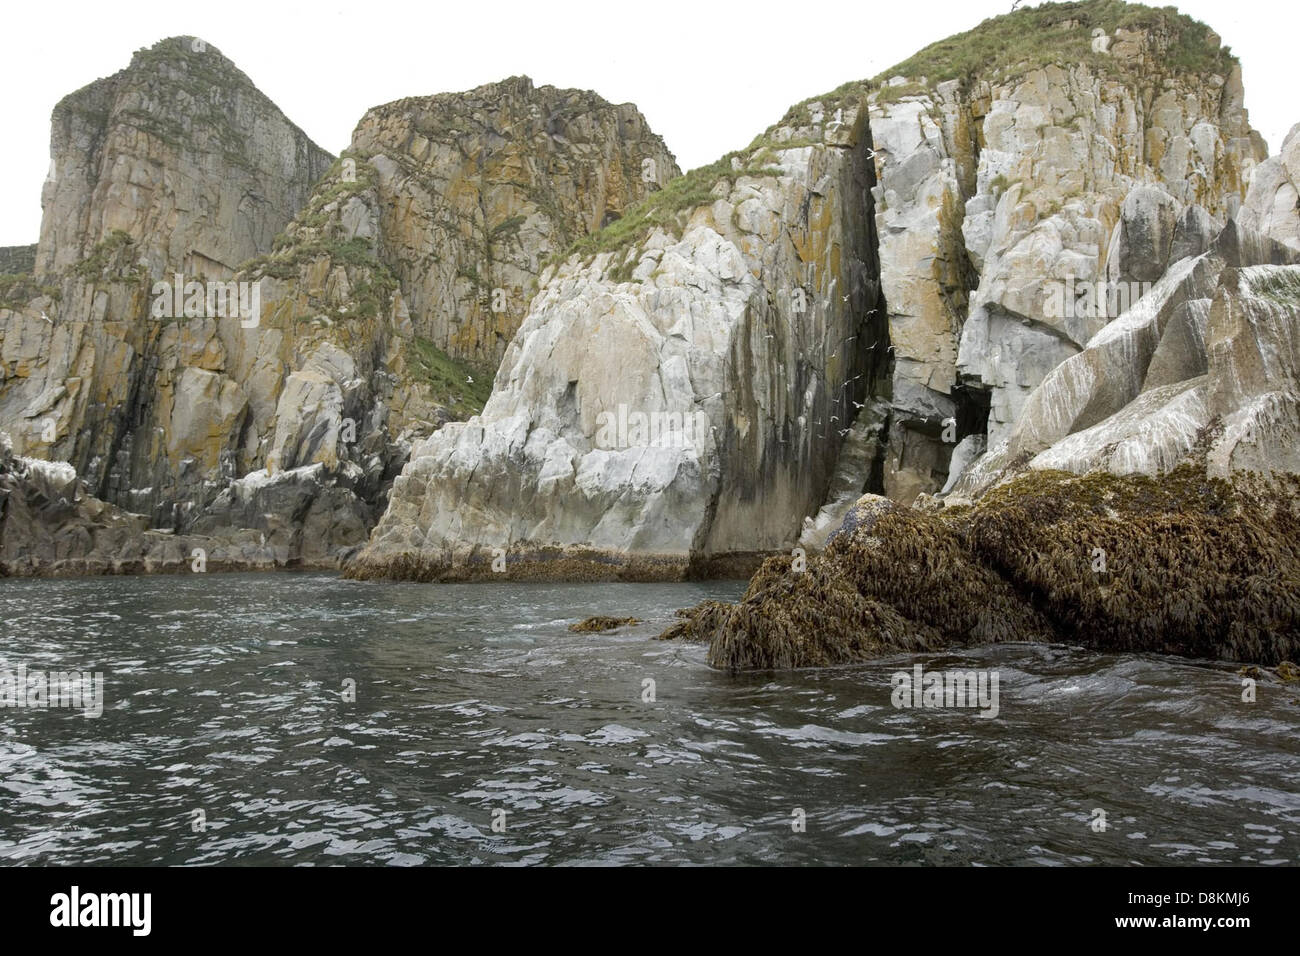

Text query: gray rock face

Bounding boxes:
[35,37,333,278]
[2,52,680,574]
[350,103,887,578]
[344,76,680,368]
[8,10,1298,579]
[950,220,1300,496]
[1239,124,1300,252]
[798,401,890,552]
[867,28,1263,503]
[0,430,359,574]
[352,12,1295,576]
[0,246,36,275]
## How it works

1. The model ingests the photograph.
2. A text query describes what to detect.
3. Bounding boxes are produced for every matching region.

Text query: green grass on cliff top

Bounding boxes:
[875,0,1234,85]
[400,5,1235,280]
[550,138,811,267]
[552,2,1233,269]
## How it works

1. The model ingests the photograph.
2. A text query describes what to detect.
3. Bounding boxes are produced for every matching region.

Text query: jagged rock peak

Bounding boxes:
[271,74,682,368]
[36,36,333,278]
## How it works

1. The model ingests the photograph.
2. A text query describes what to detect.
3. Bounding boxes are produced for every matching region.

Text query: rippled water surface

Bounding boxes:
[1,573,1297,865]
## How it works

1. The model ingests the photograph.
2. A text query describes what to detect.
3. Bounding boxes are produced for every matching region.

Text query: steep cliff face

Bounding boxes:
[350,100,887,579]
[867,6,1266,503]
[220,75,679,484]
[660,5,1300,669]
[5,5,1294,580]
[4,37,340,545]
[1,47,676,571]
[35,37,333,278]
[1239,124,1300,252]
[352,1,1283,578]
[345,77,679,368]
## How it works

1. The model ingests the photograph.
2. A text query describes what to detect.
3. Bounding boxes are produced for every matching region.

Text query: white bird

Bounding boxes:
[841,294,850,303]
[839,428,850,436]
[41,311,51,324]
[466,375,474,384]
[830,415,839,422]
[852,400,865,409]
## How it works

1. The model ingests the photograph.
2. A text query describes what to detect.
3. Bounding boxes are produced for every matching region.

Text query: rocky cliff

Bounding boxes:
[351,0,1286,581]
[868,3,1266,507]
[347,76,678,368]
[349,99,887,579]
[35,38,333,279]
[0,246,36,275]
[6,2,1299,593]
[0,42,677,572]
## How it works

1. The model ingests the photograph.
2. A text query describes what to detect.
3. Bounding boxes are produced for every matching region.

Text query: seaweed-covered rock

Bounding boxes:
[569,615,641,633]
[667,466,1300,670]
[965,467,1300,662]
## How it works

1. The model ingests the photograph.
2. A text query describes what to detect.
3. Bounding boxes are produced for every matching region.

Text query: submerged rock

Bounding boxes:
[569,616,641,633]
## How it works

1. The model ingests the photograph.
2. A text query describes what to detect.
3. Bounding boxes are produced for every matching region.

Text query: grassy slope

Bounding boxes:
[548,1,1235,267]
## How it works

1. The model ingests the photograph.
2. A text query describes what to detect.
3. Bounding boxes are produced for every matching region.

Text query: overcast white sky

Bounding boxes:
[0,0,1294,245]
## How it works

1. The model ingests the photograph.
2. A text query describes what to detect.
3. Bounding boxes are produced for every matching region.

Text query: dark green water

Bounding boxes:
[0,573,1297,865]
